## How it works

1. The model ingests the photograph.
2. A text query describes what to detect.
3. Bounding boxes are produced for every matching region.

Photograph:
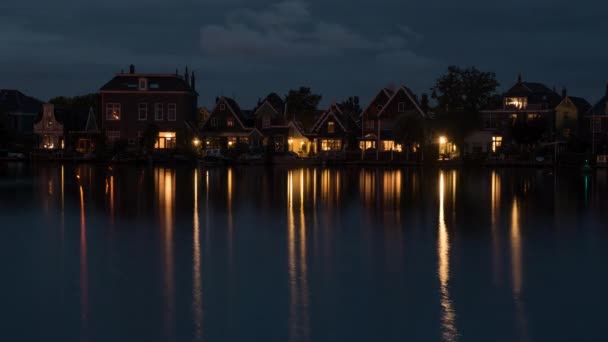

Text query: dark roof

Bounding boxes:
[0,89,43,113]
[568,96,591,114]
[504,81,561,106]
[100,74,195,92]
[222,97,255,127]
[264,93,285,114]
[588,95,608,116]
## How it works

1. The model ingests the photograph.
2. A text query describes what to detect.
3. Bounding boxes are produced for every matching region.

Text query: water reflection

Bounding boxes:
[438,171,458,341]
[287,169,310,342]
[491,171,501,285]
[193,170,203,340]
[511,198,529,340]
[79,184,88,342]
[156,168,175,341]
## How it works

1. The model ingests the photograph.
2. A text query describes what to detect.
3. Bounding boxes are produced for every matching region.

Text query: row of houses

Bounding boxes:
[2,65,608,160]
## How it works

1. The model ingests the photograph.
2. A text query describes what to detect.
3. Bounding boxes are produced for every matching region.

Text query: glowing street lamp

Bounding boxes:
[192,138,201,147]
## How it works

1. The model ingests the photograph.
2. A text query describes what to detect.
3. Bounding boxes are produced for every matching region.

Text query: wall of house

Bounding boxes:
[555,98,578,134]
[202,101,249,134]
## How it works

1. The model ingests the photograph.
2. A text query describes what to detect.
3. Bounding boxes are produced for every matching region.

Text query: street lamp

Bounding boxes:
[192,138,201,147]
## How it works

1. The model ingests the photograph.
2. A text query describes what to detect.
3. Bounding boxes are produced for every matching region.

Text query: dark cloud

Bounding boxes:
[0,0,606,107]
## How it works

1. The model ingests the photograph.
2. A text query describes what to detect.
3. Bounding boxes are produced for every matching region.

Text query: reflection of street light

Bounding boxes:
[439,136,447,144]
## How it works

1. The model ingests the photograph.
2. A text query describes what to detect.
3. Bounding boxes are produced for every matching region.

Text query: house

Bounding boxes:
[33,103,64,150]
[310,103,359,153]
[359,86,429,158]
[554,88,590,140]
[585,83,608,154]
[200,96,261,149]
[69,107,101,154]
[99,64,198,150]
[0,89,43,146]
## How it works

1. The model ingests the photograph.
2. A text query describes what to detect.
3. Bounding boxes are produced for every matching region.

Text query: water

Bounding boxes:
[1,163,607,342]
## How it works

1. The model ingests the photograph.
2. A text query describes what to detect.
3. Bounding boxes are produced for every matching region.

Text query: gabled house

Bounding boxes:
[360,88,393,151]
[99,64,198,150]
[0,89,43,145]
[200,96,261,149]
[554,88,590,140]
[585,83,608,153]
[310,103,359,152]
[253,93,289,152]
[33,104,64,150]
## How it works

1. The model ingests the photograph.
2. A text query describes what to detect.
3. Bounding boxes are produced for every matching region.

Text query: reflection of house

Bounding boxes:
[359,86,429,155]
[100,64,198,150]
[0,89,43,143]
[554,88,590,140]
[585,84,608,153]
[200,96,261,149]
[310,103,359,152]
[34,104,64,150]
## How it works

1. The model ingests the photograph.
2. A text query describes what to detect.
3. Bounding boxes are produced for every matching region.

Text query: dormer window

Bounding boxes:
[220,103,226,111]
[138,78,148,90]
[328,121,335,133]
[505,97,527,109]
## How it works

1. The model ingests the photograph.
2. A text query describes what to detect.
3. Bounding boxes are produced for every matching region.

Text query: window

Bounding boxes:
[128,139,136,145]
[275,136,285,152]
[492,136,502,153]
[106,130,120,142]
[138,103,148,121]
[321,139,342,151]
[155,132,176,149]
[211,118,218,128]
[262,116,271,128]
[592,118,602,133]
[155,103,163,121]
[327,121,335,133]
[364,120,374,130]
[359,141,376,150]
[106,103,121,121]
[377,104,383,111]
[220,103,226,111]
[149,83,159,89]
[239,137,249,144]
[505,97,527,109]
[227,137,237,148]
[398,102,406,113]
[527,113,540,120]
[227,119,234,127]
[138,78,148,90]
[167,103,177,121]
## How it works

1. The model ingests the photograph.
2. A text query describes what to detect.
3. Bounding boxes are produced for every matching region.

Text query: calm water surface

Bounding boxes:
[1,163,607,342]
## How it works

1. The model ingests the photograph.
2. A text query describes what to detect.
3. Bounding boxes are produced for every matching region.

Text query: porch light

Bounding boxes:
[192,138,201,147]
[228,141,233,146]
[439,136,447,144]
[288,139,294,145]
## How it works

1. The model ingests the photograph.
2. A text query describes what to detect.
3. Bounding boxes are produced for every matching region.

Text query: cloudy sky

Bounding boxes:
[1,0,606,107]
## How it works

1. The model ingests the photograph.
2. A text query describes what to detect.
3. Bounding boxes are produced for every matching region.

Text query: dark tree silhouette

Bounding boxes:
[285,87,322,129]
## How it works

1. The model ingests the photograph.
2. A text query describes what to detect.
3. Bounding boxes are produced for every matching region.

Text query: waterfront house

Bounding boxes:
[585,83,608,154]
[310,103,359,153]
[359,88,393,151]
[99,65,198,150]
[0,89,43,147]
[200,96,261,149]
[554,88,590,140]
[33,103,64,150]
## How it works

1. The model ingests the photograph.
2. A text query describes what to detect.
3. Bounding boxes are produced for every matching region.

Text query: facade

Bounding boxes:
[0,89,43,145]
[99,65,198,149]
[554,88,590,140]
[310,103,359,153]
[585,84,608,154]
[33,104,64,150]
[200,96,260,149]
[359,88,393,151]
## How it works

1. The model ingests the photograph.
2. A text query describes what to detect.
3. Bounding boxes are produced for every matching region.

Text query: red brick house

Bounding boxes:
[99,65,198,149]
[200,96,261,149]
[310,103,359,153]
[359,88,394,151]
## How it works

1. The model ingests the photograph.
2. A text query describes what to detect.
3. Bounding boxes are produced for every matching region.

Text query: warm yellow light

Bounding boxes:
[206,140,210,145]
[192,138,201,147]
[288,139,294,145]
[300,141,305,146]
[228,141,233,146]
[159,132,176,138]
[439,136,447,144]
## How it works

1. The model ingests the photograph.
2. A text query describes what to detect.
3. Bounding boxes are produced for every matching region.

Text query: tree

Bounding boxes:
[339,96,362,121]
[285,87,322,129]
[431,66,499,150]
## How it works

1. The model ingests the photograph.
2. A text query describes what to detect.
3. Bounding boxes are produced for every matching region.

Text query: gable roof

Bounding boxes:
[360,88,394,118]
[377,86,427,118]
[311,103,359,133]
[100,74,195,92]
[568,96,591,114]
[0,89,43,114]
[503,80,561,107]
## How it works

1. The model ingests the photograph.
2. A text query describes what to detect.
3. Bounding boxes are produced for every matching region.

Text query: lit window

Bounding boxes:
[492,136,502,153]
[527,113,540,120]
[155,132,176,149]
[227,137,237,148]
[227,119,234,127]
[155,103,163,121]
[359,140,376,150]
[505,97,527,109]
[382,140,395,151]
[321,139,342,151]
[138,103,148,121]
[398,102,406,113]
[138,78,148,90]
[167,103,177,121]
[106,103,121,121]
[327,121,335,133]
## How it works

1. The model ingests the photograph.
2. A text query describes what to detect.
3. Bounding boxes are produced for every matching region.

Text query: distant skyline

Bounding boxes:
[1,0,606,107]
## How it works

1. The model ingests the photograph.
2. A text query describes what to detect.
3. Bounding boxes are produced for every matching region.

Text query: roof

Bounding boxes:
[99,74,195,92]
[504,81,561,106]
[377,86,428,118]
[588,95,608,116]
[222,97,255,127]
[0,89,43,114]
[568,96,591,114]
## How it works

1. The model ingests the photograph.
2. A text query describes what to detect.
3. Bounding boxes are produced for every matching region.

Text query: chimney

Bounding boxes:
[184,66,190,86]
[191,71,196,90]
[517,72,522,83]
[129,64,135,74]
[562,87,567,99]
[421,93,429,113]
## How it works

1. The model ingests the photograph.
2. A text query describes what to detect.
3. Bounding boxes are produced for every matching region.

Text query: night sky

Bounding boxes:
[1,0,606,107]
